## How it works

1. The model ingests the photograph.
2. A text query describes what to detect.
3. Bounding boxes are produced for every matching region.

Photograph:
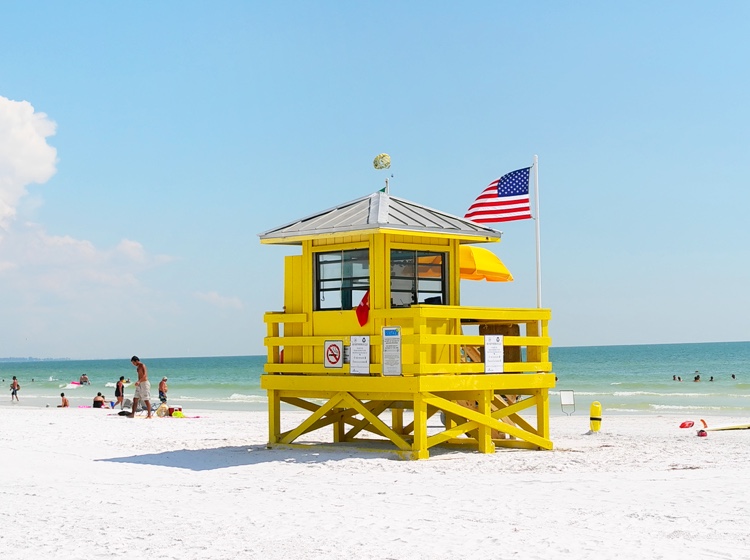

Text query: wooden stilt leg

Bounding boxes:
[412,393,429,460]
[536,388,551,449]
[478,389,495,454]
[268,389,280,446]
[334,406,346,442]
[392,407,404,434]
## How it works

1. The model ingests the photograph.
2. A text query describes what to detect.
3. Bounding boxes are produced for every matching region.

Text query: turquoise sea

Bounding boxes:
[1,341,749,416]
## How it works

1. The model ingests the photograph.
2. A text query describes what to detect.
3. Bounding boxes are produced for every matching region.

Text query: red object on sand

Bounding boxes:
[697,430,708,437]
[679,420,694,429]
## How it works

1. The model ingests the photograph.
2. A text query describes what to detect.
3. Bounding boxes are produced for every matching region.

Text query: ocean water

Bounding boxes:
[552,341,750,416]
[0,356,267,412]
[1,342,748,416]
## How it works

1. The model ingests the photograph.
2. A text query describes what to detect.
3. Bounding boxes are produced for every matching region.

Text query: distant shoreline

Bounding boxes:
[4,340,750,363]
[0,357,71,363]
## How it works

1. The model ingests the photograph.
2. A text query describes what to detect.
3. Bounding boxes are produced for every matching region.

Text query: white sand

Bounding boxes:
[1,407,750,559]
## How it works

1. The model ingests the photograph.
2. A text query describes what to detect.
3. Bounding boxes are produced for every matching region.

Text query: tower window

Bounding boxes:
[315,249,370,310]
[390,250,446,307]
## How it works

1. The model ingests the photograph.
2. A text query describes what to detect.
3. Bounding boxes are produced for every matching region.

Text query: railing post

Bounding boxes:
[526,320,541,364]
[266,318,279,365]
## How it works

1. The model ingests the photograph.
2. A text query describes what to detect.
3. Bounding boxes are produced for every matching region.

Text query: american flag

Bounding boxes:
[464,167,532,224]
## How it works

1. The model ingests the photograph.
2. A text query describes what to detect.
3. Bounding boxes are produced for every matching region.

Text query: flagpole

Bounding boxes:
[533,154,542,308]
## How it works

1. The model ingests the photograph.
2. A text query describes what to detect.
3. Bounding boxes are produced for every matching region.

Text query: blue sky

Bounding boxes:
[1,2,748,359]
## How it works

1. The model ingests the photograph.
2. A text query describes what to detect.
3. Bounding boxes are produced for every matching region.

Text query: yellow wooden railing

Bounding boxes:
[264,305,551,376]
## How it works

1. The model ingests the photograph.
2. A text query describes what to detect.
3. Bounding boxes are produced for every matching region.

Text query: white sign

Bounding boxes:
[484,335,504,373]
[324,340,344,369]
[382,327,402,376]
[349,336,370,375]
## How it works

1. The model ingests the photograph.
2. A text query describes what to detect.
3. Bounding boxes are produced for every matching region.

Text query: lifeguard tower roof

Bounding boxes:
[258,191,502,245]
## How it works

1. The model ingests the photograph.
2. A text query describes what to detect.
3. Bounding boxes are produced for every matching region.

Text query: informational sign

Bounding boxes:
[324,340,344,369]
[382,326,402,376]
[484,334,504,373]
[349,336,370,375]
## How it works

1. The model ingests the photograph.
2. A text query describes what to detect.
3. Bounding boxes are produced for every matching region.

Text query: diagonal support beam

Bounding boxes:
[280,392,346,444]
[339,393,411,451]
[492,396,537,434]
[345,401,392,440]
[423,393,551,449]
[281,396,322,413]
[401,405,439,436]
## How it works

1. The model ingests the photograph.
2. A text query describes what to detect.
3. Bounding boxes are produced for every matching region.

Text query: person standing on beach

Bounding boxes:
[158,377,168,403]
[114,376,126,409]
[10,376,20,402]
[128,356,152,419]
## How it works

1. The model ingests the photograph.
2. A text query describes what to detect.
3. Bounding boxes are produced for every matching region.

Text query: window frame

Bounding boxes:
[389,249,448,308]
[314,248,370,311]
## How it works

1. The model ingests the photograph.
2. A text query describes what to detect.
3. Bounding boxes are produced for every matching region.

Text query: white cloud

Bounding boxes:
[0,97,207,358]
[0,222,161,295]
[116,239,147,263]
[0,96,58,230]
[194,291,244,310]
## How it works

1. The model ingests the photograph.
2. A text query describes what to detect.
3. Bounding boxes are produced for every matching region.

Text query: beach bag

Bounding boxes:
[156,403,168,417]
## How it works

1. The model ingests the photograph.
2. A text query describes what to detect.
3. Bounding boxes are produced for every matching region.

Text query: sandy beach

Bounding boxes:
[2,406,750,559]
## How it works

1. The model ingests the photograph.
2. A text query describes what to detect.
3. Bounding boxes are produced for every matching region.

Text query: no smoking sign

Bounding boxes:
[324,340,344,368]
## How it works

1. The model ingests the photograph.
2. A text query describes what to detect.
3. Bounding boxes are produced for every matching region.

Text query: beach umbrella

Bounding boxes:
[459,245,513,282]
[417,246,514,282]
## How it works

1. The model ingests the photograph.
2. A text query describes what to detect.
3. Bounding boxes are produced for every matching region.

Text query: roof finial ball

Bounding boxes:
[373,153,391,193]
[373,153,391,170]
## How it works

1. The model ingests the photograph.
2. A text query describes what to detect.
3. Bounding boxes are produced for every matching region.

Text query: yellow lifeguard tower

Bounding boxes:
[259,190,554,459]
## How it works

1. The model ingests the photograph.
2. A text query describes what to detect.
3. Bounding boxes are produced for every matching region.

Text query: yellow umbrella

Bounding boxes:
[459,245,513,282]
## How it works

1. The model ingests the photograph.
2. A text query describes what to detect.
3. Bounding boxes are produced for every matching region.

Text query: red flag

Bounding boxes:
[356,290,370,326]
